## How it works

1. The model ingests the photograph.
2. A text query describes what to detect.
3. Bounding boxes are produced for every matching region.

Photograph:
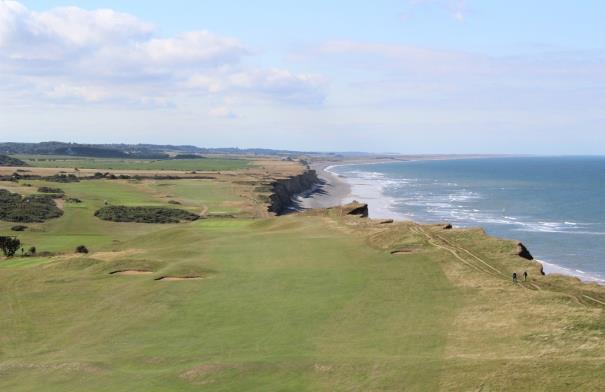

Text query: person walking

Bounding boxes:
[512,272,518,283]
[523,271,528,281]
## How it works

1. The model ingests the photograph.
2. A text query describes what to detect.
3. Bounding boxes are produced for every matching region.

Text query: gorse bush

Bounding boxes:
[0,236,21,257]
[0,189,63,222]
[94,206,200,223]
[48,174,79,183]
[38,187,64,194]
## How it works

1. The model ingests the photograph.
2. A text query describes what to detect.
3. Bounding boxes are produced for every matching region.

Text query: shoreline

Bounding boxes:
[298,162,352,209]
[300,159,605,285]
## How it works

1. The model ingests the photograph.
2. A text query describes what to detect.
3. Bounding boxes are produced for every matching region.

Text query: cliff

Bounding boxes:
[268,170,322,215]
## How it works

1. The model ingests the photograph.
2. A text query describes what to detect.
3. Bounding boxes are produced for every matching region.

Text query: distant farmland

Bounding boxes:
[15,155,250,171]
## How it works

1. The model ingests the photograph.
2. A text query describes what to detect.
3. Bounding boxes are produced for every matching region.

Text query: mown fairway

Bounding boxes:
[16,155,249,171]
[1,176,604,391]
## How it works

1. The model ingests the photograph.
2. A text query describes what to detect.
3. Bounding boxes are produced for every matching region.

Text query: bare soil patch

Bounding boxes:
[109,269,153,276]
[154,276,203,281]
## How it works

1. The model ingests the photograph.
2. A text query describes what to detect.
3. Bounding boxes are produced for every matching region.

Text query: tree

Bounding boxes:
[75,245,89,254]
[29,246,36,255]
[0,236,21,257]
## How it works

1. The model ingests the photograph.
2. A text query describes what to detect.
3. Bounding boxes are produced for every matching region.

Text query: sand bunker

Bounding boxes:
[109,269,153,276]
[154,276,203,281]
[390,249,417,255]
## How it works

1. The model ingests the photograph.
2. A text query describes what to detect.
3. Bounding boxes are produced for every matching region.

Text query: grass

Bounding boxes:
[0,175,604,391]
[15,155,249,171]
[0,215,459,391]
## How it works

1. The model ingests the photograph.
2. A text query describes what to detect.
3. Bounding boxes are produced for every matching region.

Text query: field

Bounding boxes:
[0,160,604,391]
[14,155,249,171]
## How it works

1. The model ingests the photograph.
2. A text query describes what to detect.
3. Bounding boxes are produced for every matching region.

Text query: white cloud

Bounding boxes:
[0,1,325,108]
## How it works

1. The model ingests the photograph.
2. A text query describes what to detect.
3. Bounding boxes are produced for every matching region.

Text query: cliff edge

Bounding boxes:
[268,170,321,215]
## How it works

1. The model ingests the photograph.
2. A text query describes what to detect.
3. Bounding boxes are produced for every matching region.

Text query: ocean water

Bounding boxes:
[330,157,605,283]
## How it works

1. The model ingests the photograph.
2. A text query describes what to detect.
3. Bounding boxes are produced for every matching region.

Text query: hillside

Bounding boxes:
[0,154,28,167]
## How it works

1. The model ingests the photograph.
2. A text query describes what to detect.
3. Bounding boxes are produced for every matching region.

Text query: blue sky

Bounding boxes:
[2,1,604,153]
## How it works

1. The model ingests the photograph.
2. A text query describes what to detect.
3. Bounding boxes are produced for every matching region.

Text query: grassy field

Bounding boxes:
[1,174,604,391]
[14,155,249,171]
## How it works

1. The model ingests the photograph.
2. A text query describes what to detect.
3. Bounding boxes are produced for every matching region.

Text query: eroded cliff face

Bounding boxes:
[267,170,321,215]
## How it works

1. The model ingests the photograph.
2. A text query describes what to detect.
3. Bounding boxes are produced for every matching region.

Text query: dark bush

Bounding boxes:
[75,245,89,254]
[94,206,199,223]
[11,225,28,231]
[173,154,206,159]
[28,246,36,255]
[48,174,79,183]
[38,186,64,194]
[66,197,82,203]
[0,236,21,257]
[0,189,63,223]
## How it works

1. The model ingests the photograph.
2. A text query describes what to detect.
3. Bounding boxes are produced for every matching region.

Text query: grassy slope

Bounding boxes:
[0,176,604,391]
[17,155,249,171]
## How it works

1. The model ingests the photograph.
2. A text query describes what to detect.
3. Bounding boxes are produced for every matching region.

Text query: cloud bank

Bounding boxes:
[0,1,326,109]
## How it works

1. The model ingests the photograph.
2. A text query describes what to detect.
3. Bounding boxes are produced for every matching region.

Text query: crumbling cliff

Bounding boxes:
[268,170,321,215]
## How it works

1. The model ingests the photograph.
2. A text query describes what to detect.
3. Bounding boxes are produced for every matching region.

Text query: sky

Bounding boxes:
[1,1,604,153]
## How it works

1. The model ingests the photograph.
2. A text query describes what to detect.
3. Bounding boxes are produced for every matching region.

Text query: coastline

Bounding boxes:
[298,162,352,209]
[300,159,605,285]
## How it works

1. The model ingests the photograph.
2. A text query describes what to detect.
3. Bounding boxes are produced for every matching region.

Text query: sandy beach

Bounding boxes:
[298,162,352,209]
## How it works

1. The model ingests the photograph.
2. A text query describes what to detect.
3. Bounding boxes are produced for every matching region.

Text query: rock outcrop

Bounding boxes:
[267,170,321,215]
[516,242,534,260]
[343,201,369,217]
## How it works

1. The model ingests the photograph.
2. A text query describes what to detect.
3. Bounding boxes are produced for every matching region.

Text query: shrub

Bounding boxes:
[11,225,28,231]
[38,186,64,194]
[94,206,200,223]
[75,245,89,254]
[28,246,36,255]
[0,236,21,257]
[48,174,79,183]
[173,154,206,159]
[0,189,63,222]
[66,197,82,203]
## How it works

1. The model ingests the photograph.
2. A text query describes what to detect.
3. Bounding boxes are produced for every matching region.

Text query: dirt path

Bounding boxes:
[411,225,605,306]
[410,224,591,306]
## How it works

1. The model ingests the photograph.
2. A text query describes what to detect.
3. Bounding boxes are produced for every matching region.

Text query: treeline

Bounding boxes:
[0,142,170,159]
[0,142,320,158]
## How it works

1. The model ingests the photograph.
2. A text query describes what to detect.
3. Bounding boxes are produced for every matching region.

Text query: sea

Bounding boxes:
[329,156,605,283]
